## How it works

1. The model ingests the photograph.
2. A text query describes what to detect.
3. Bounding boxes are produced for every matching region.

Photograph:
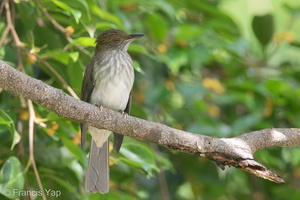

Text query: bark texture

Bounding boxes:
[1,60,300,183]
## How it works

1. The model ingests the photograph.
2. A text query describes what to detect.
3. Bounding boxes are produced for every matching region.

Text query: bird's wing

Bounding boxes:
[113,90,132,153]
[80,61,95,149]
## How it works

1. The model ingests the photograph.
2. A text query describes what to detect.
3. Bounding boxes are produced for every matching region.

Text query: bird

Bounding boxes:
[80,29,144,193]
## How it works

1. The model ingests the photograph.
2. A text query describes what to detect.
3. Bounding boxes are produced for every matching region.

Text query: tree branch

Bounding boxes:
[1,60,300,184]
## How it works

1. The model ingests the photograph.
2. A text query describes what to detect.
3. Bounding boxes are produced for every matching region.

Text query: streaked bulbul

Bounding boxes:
[80,29,144,193]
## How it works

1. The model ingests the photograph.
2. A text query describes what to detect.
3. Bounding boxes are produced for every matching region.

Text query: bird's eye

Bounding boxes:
[113,38,120,43]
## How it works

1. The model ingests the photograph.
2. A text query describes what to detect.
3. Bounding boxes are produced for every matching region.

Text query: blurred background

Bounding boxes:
[1,0,300,199]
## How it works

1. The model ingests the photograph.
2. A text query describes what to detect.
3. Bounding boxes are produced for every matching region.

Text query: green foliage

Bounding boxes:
[0,157,25,199]
[1,0,300,199]
[0,110,20,150]
[252,14,274,47]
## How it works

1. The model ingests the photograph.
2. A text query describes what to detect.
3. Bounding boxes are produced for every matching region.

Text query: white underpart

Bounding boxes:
[89,49,134,148]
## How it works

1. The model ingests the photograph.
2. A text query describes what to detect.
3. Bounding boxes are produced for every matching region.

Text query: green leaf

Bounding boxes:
[0,110,20,150]
[145,14,168,41]
[52,0,82,23]
[16,1,36,31]
[68,37,95,48]
[34,145,73,167]
[154,1,176,20]
[128,43,149,56]
[91,6,123,28]
[52,52,70,65]
[61,137,85,165]
[68,52,79,62]
[0,157,25,199]
[66,60,84,89]
[95,22,118,30]
[284,4,300,16]
[265,79,288,95]
[232,113,262,133]
[48,175,77,193]
[133,60,145,74]
[71,10,82,24]
[166,50,188,74]
[252,14,274,47]
[290,41,300,48]
[119,141,159,176]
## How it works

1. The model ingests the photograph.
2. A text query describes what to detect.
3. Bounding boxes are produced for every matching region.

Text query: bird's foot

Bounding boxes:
[119,110,128,117]
[95,104,103,111]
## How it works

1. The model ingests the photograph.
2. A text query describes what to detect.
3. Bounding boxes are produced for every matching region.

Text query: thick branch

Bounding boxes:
[1,60,300,183]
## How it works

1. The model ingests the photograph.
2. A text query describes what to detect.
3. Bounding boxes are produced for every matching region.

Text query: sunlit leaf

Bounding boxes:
[133,60,144,74]
[68,52,79,62]
[68,37,95,47]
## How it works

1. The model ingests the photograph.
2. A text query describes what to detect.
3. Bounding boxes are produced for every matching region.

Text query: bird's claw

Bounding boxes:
[95,104,103,111]
[119,110,128,117]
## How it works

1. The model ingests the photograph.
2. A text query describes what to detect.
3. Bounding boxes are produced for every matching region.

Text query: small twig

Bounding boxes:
[34,0,65,32]
[28,100,47,200]
[5,0,23,48]
[5,0,24,70]
[34,118,47,128]
[0,0,6,16]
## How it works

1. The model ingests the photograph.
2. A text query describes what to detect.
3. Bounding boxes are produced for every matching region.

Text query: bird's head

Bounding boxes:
[95,29,144,52]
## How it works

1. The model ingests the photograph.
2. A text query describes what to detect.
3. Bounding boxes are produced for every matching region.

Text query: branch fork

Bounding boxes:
[1,60,300,184]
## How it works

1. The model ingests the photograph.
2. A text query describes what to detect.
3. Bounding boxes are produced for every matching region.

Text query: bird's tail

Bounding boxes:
[85,139,109,193]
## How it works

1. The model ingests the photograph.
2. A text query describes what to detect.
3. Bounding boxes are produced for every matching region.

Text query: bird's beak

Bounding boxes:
[126,33,145,42]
